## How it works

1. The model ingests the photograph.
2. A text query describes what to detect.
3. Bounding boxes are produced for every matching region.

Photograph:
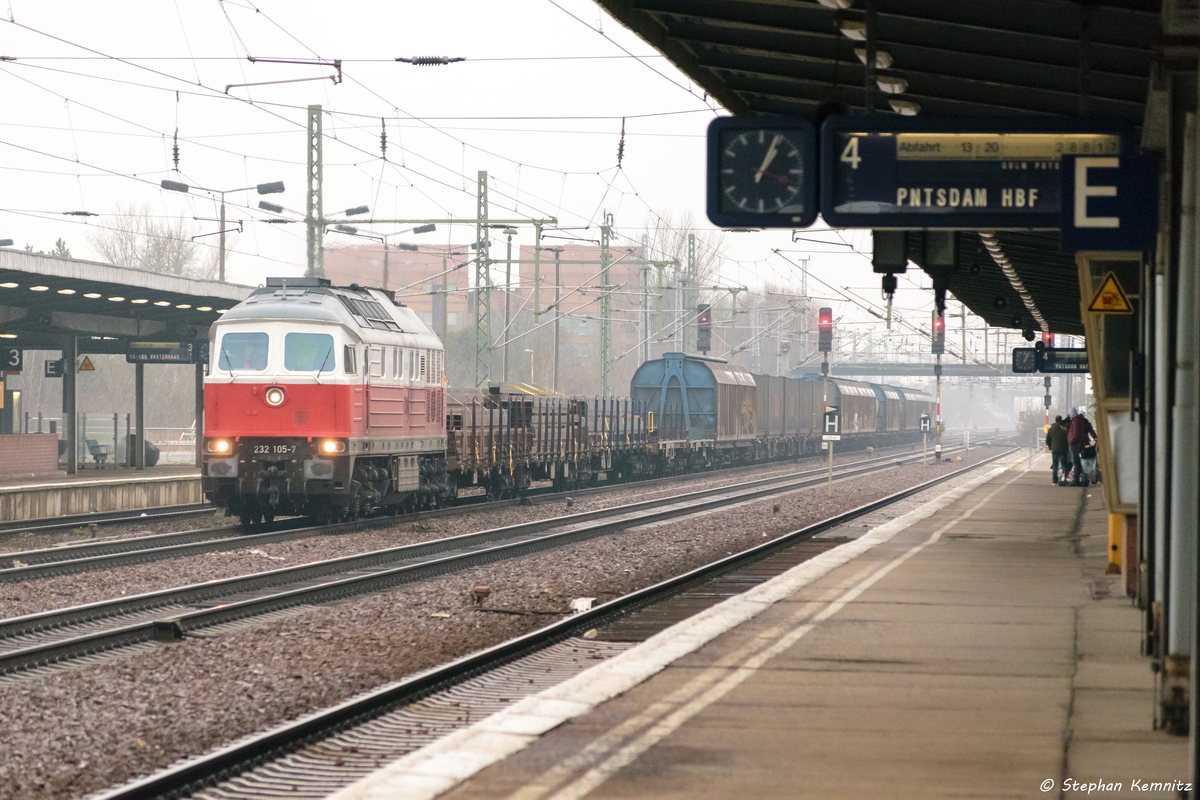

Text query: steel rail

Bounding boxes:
[0,503,215,536]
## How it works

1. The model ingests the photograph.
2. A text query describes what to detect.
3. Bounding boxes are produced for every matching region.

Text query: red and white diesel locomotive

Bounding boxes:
[202,277,452,524]
[203,278,940,526]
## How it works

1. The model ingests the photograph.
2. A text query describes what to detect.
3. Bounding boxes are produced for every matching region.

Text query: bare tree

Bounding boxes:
[641,210,728,289]
[638,210,729,357]
[86,203,210,277]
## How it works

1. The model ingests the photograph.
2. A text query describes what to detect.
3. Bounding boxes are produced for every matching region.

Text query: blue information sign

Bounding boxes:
[1038,347,1090,373]
[1011,346,1089,374]
[1059,154,1158,251]
[1,347,21,372]
[820,116,1133,230]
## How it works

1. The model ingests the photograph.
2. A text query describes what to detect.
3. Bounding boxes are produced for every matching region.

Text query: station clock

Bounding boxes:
[706,115,818,229]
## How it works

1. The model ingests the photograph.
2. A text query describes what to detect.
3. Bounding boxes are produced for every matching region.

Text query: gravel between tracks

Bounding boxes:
[1,446,1012,800]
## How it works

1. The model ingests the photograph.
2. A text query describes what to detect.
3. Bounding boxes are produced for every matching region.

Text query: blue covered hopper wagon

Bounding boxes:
[631,353,935,470]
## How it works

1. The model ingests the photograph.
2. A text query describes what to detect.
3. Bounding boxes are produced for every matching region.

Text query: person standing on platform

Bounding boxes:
[1067,408,1097,486]
[1046,414,1070,485]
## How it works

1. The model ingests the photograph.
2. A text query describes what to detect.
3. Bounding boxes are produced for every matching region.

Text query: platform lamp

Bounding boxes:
[161,180,284,281]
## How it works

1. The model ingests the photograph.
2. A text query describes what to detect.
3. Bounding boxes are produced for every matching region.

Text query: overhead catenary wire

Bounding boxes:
[0,8,808,306]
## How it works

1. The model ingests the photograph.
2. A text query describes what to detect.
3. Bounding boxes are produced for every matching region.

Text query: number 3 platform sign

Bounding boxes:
[2,347,22,373]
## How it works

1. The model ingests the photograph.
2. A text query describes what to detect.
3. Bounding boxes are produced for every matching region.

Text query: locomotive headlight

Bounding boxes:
[204,438,233,454]
[319,439,346,454]
[264,386,286,407]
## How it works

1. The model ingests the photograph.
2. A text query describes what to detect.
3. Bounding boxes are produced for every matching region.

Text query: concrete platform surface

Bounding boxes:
[330,458,1186,800]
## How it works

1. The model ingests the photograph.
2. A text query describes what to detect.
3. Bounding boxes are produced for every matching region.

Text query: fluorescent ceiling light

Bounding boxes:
[854,47,893,69]
[838,19,867,40]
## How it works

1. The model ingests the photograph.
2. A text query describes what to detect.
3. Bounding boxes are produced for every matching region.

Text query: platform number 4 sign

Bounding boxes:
[2,347,22,372]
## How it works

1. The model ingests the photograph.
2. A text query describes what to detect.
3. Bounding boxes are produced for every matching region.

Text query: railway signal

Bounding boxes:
[817,307,834,352]
[931,310,946,354]
[697,304,712,353]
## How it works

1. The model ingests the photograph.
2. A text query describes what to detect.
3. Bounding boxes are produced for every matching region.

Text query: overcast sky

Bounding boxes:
[0,0,952,335]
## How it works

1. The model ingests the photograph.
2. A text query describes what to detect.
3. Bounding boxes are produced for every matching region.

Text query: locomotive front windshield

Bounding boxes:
[285,332,335,372]
[218,332,268,371]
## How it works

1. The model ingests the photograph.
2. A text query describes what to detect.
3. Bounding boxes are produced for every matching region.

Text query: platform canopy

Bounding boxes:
[0,249,254,353]
[596,0,1162,335]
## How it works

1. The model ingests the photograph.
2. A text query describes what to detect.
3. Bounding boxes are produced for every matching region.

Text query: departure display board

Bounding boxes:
[126,340,205,364]
[820,117,1132,230]
[1038,347,1090,373]
[1011,346,1089,374]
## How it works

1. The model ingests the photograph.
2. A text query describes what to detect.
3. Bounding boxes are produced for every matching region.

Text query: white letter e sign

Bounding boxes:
[1074,157,1119,228]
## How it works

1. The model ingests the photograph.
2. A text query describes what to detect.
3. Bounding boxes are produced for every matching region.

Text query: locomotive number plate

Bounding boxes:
[254,444,298,456]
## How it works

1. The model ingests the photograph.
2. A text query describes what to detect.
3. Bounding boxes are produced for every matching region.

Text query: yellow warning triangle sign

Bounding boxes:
[78,356,96,372]
[1087,271,1134,314]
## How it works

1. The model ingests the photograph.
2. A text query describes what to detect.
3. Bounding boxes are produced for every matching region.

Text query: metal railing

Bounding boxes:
[23,413,196,466]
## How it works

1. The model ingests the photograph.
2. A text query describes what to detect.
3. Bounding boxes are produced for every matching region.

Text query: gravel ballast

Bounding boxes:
[1,447,1013,799]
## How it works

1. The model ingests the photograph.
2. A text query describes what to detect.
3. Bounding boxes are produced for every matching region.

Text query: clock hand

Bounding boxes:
[753,135,782,184]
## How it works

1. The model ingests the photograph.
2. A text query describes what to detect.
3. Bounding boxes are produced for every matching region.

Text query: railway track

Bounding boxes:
[0,430,1013,544]
[0,444,989,679]
[0,503,216,538]
[0,439,1000,581]
[91,448,1018,800]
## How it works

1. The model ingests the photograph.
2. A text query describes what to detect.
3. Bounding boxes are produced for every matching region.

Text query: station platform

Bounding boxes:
[0,465,202,522]
[332,456,1188,800]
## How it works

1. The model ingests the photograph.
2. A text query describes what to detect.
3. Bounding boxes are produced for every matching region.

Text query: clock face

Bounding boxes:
[706,116,817,228]
[718,129,807,215]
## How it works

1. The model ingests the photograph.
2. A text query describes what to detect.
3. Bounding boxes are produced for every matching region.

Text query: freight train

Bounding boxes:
[201,278,936,524]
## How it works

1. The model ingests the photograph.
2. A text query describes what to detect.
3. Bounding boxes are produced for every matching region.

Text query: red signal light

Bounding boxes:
[931,310,945,354]
[696,304,712,352]
[817,307,834,352]
[1041,330,1053,345]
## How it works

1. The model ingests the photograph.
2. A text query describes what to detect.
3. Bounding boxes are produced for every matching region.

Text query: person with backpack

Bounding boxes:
[1067,408,1097,486]
[1045,415,1070,485]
